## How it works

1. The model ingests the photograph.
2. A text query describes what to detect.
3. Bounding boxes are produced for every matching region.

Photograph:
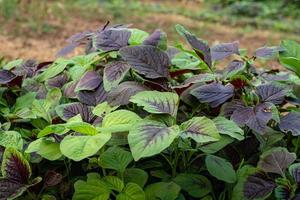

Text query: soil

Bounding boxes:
[0,11,299,63]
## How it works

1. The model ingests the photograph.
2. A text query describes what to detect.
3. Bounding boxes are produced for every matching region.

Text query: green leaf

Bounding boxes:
[205,155,236,183]
[128,29,149,45]
[116,182,145,200]
[102,110,141,128]
[258,147,296,176]
[199,135,234,154]
[145,182,180,200]
[92,101,118,117]
[124,168,148,188]
[279,40,300,77]
[180,117,220,143]
[26,137,62,161]
[102,176,124,192]
[66,122,97,135]
[60,133,111,161]
[32,99,52,122]
[173,173,211,198]
[130,91,179,116]
[36,59,70,82]
[128,120,179,161]
[2,59,23,70]
[73,173,111,200]
[213,117,244,141]
[13,92,36,113]
[0,131,23,150]
[37,124,67,138]
[98,146,133,173]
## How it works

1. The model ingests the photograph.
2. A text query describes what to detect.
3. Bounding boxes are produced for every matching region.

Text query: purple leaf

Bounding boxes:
[175,24,212,68]
[119,45,170,79]
[191,82,234,107]
[0,178,26,200]
[289,163,300,185]
[77,84,107,106]
[256,84,288,104]
[231,102,273,133]
[56,43,79,57]
[143,29,166,48]
[244,172,275,199]
[166,47,180,59]
[172,73,216,89]
[1,147,31,184]
[255,46,284,59]
[63,81,78,99]
[57,102,95,123]
[107,81,149,106]
[221,100,245,118]
[75,71,102,92]
[258,147,296,175]
[0,70,16,84]
[44,170,62,187]
[103,61,131,91]
[47,73,69,88]
[279,112,300,136]
[94,28,131,52]
[225,60,245,77]
[211,41,239,61]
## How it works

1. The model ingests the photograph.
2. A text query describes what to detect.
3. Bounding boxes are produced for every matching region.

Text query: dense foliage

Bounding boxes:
[0,22,300,200]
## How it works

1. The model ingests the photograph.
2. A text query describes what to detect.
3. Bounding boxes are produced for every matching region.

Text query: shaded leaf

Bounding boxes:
[258,147,296,175]
[244,172,275,200]
[288,163,300,184]
[199,135,234,154]
[205,155,236,183]
[102,176,124,192]
[173,173,211,198]
[225,60,245,78]
[98,146,133,173]
[145,182,180,200]
[180,117,220,143]
[124,168,148,188]
[191,83,234,107]
[116,183,145,200]
[119,45,170,79]
[0,178,27,200]
[44,171,63,187]
[130,91,179,116]
[73,173,111,200]
[46,73,69,89]
[128,120,179,161]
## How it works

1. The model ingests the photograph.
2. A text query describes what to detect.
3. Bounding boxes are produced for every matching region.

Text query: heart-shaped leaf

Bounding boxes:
[99,146,133,173]
[119,45,170,79]
[191,83,234,108]
[128,120,179,161]
[205,155,236,183]
[180,117,220,143]
[258,147,296,175]
[279,112,300,136]
[103,61,130,91]
[107,81,149,106]
[211,41,239,61]
[75,71,101,92]
[60,133,111,161]
[116,183,145,200]
[130,91,179,116]
[256,84,288,105]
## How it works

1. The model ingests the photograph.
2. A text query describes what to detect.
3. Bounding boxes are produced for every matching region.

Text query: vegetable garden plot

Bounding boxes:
[0,22,300,200]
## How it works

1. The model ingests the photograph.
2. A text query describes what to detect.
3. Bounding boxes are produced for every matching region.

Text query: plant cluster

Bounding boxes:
[0,22,300,200]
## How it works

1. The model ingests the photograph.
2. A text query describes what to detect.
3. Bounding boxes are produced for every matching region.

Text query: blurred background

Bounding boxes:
[0,0,300,61]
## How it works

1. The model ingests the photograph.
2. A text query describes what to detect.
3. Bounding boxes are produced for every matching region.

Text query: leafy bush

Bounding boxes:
[0,22,300,200]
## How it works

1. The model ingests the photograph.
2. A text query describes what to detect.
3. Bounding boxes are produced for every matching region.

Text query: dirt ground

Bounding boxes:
[0,9,299,62]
